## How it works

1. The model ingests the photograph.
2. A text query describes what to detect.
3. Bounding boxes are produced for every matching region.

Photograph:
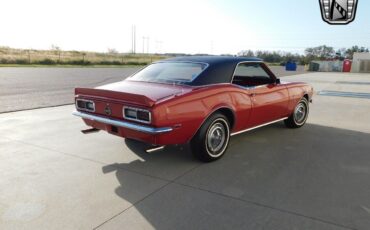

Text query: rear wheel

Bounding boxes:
[191,113,230,162]
[284,97,309,128]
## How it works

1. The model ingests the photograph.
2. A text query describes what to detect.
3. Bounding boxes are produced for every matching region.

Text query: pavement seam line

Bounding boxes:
[93,181,172,230]
[0,103,74,114]
[3,137,172,183]
[93,163,204,229]
[173,182,356,230]
[4,138,208,230]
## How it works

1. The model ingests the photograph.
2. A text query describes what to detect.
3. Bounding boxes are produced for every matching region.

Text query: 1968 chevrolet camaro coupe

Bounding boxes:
[73,56,313,162]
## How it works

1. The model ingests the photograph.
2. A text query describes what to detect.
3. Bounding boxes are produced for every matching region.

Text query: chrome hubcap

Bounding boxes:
[294,103,306,124]
[207,123,226,154]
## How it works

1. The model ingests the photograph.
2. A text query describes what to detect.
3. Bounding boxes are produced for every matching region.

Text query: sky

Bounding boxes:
[0,0,369,54]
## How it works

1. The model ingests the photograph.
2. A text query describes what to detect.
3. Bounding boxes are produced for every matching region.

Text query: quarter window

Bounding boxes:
[232,63,274,87]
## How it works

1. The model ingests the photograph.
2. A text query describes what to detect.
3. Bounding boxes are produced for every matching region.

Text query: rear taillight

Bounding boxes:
[123,107,151,124]
[137,110,150,122]
[76,99,95,112]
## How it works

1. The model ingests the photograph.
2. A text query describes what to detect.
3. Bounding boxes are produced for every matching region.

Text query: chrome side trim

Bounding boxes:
[230,117,288,136]
[72,111,172,134]
[233,83,271,90]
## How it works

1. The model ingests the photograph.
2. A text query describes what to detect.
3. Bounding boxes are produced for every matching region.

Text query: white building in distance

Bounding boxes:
[351,52,370,73]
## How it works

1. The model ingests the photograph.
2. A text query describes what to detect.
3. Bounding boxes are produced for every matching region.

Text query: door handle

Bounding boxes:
[249,93,256,97]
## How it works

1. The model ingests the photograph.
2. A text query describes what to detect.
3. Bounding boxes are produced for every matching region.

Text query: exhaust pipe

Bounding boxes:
[146,146,165,153]
[81,128,100,134]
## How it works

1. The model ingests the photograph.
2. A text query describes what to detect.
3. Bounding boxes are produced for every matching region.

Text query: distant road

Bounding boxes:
[0,66,306,113]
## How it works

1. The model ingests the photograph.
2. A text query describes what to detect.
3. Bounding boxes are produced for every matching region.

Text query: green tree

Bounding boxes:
[345,46,369,59]
[238,50,255,57]
[304,45,335,60]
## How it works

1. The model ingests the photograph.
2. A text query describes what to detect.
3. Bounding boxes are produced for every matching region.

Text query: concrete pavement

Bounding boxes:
[0,67,138,113]
[1,72,370,229]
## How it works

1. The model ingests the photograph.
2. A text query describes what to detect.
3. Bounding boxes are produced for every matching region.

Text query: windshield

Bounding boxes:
[128,62,208,84]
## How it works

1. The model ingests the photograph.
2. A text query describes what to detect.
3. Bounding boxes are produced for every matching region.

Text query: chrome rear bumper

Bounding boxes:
[72,111,173,134]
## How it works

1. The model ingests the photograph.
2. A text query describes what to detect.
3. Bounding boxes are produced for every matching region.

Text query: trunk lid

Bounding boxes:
[75,80,192,107]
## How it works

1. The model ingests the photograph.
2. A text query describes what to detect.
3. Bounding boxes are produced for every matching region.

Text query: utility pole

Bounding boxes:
[131,25,134,54]
[134,26,136,54]
[132,25,137,54]
[146,37,150,54]
[142,37,145,54]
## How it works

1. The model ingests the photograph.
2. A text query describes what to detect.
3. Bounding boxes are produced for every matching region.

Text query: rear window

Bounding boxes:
[128,62,207,84]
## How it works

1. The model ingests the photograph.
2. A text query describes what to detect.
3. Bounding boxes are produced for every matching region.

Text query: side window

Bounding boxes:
[232,63,274,87]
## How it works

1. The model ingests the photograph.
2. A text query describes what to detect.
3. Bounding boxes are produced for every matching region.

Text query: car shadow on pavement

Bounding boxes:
[122,138,197,170]
[102,137,200,181]
[124,138,191,160]
[100,123,370,230]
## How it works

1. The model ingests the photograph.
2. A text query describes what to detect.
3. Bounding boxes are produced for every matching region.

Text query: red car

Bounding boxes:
[73,56,313,162]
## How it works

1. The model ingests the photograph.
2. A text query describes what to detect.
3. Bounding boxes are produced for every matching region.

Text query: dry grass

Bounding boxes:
[0,46,167,66]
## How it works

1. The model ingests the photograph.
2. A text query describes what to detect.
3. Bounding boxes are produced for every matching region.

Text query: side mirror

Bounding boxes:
[275,78,281,84]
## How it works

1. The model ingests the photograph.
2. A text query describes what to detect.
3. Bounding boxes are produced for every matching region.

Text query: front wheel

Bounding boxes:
[191,113,230,162]
[284,97,309,128]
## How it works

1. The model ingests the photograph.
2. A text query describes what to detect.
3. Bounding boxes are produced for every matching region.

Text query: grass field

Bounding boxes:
[0,46,292,68]
[0,46,167,66]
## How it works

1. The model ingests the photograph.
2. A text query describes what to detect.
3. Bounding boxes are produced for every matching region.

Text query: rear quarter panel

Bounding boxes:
[284,82,313,113]
[152,84,252,144]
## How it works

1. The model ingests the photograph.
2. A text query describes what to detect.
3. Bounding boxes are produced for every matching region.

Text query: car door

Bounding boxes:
[232,62,289,128]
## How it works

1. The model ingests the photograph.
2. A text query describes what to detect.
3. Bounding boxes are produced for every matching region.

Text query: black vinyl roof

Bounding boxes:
[157,56,263,86]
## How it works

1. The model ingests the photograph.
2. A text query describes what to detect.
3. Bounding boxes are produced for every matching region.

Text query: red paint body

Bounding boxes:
[343,59,352,72]
[75,74,313,146]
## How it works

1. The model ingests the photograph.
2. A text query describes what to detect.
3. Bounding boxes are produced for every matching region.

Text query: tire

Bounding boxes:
[284,97,309,128]
[190,113,231,162]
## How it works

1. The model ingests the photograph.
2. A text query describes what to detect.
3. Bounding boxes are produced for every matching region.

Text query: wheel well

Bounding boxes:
[303,94,309,101]
[215,108,235,130]
[188,107,236,143]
